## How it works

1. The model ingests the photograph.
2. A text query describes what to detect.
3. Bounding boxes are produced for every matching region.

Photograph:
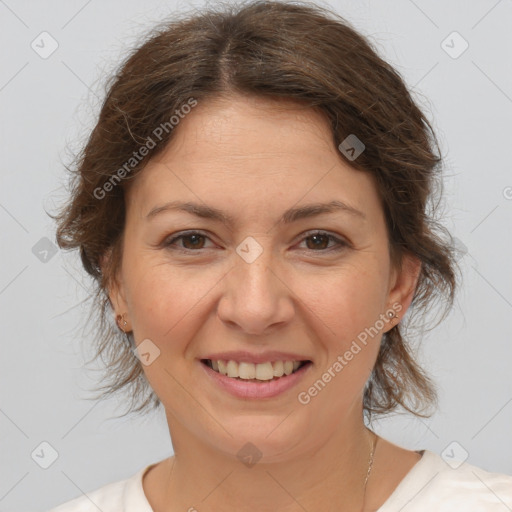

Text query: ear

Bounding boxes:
[385,252,422,328]
[100,248,130,328]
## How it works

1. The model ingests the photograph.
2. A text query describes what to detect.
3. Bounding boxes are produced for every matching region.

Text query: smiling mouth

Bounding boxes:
[201,359,311,381]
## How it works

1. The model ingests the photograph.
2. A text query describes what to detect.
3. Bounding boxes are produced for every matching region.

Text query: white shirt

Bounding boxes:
[48,450,512,511]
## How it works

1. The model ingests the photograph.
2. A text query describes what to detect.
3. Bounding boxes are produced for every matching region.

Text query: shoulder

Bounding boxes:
[47,464,153,512]
[426,451,512,507]
[47,479,127,512]
[379,449,512,511]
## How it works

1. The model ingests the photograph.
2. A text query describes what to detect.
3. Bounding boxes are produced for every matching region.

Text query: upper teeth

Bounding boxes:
[210,360,302,380]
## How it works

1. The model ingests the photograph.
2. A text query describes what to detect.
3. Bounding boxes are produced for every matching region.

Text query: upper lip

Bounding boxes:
[200,350,312,364]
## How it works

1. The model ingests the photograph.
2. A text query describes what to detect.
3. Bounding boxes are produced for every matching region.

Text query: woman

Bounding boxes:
[49,1,512,510]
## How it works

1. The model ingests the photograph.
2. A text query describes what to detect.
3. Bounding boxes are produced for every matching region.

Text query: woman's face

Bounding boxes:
[109,94,419,461]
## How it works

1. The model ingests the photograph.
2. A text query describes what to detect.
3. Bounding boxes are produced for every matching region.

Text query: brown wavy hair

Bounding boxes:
[53,0,457,421]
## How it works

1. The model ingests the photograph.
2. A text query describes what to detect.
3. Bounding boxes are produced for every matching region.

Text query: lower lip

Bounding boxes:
[199,361,312,399]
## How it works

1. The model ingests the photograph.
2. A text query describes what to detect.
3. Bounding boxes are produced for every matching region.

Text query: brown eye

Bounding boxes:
[305,233,330,250]
[180,234,206,249]
[300,231,348,252]
[164,232,212,251]
[163,230,347,254]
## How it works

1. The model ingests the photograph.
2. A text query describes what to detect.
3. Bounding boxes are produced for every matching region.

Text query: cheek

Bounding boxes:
[123,254,218,345]
[122,262,217,399]
[295,262,388,344]
[294,267,387,417]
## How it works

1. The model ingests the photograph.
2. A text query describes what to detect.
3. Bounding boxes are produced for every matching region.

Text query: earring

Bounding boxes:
[116,313,128,332]
[387,310,399,325]
[116,313,135,348]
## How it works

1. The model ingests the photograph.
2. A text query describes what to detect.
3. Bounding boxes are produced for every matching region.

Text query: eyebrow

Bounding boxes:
[145,199,366,225]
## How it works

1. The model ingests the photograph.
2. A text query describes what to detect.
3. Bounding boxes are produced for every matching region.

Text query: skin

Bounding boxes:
[106,93,423,512]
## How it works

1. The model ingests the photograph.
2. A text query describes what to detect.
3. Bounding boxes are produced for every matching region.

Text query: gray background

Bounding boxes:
[1,0,511,510]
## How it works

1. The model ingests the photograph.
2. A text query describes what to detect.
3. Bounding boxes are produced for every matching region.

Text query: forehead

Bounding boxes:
[126,95,381,224]
[161,94,336,164]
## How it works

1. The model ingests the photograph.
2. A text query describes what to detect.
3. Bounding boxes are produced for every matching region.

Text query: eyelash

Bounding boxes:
[162,230,349,254]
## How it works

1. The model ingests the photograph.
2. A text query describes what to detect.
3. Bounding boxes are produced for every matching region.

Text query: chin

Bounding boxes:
[205,415,310,465]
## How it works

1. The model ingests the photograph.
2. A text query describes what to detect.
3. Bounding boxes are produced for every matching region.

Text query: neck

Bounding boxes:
[157,410,376,512]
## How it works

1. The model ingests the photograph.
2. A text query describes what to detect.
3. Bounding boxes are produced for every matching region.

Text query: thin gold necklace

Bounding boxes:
[362,430,378,511]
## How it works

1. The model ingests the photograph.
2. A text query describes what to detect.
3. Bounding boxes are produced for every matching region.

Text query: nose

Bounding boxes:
[216,250,295,336]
